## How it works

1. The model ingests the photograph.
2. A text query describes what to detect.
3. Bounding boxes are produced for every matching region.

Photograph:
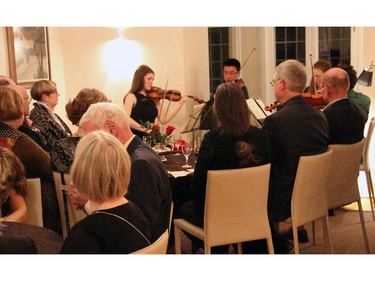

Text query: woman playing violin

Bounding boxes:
[304,60,331,94]
[123,65,187,138]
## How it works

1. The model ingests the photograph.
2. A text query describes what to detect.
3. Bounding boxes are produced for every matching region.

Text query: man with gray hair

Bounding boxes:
[262,60,329,253]
[68,102,171,242]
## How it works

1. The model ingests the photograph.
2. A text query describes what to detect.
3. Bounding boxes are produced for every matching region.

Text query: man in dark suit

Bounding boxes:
[262,60,329,253]
[321,67,367,144]
[69,102,171,243]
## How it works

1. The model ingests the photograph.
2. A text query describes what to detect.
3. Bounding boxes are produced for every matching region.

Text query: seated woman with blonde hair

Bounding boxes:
[0,147,27,223]
[60,131,151,254]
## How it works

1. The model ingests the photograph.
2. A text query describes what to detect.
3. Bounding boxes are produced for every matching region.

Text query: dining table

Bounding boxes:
[161,152,197,216]
[0,221,63,254]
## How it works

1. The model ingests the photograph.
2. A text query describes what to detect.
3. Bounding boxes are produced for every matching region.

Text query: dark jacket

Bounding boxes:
[125,136,171,242]
[323,98,366,144]
[262,95,329,223]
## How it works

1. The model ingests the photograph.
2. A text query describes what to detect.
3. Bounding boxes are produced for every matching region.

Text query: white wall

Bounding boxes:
[2,26,375,134]
[1,27,210,139]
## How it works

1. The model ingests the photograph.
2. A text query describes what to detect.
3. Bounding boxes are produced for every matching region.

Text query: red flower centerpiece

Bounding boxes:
[142,121,176,146]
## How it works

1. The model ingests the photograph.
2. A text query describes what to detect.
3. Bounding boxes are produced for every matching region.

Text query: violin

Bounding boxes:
[264,101,282,112]
[303,92,327,110]
[235,78,245,88]
[304,54,327,110]
[146,86,204,104]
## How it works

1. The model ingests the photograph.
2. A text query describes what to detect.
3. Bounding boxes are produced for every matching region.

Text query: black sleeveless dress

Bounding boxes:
[130,92,158,138]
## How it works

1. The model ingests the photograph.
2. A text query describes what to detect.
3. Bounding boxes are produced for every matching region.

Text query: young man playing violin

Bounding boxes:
[200,58,250,130]
[223,58,249,99]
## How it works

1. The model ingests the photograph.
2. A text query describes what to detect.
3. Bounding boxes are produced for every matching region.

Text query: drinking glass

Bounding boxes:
[174,139,181,156]
[182,144,192,168]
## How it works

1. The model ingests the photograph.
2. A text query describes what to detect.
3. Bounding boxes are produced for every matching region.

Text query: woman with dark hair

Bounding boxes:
[176,82,270,253]
[0,147,27,223]
[305,60,331,93]
[123,65,187,138]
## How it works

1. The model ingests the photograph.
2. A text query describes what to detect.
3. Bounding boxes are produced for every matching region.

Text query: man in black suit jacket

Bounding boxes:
[70,103,171,243]
[262,60,329,253]
[321,67,367,144]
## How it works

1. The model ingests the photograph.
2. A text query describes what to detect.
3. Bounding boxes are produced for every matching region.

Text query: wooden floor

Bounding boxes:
[169,199,375,255]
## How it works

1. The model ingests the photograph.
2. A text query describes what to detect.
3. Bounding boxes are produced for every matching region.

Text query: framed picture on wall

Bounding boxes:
[6,27,51,88]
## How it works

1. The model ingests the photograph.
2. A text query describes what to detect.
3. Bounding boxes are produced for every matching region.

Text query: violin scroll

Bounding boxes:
[264,101,281,112]
[235,78,245,88]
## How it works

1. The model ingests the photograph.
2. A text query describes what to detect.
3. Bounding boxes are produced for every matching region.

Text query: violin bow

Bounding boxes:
[164,89,176,117]
[309,53,317,95]
[158,79,169,122]
[240,48,256,72]
[234,47,256,82]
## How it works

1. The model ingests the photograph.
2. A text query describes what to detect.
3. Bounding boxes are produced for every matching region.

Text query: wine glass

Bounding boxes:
[174,138,181,156]
[193,139,201,156]
[182,144,192,168]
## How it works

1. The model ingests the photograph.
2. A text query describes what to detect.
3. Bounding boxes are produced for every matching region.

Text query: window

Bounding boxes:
[319,27,351,66]
[275,27,306,66]
[208,27,229,94]
[274,27,351,66]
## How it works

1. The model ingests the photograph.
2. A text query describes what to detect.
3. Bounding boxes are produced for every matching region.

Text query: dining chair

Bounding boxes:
[25,178,43,228]
[53,172,86,239]
[131,230,169,254]
[174,164,274,254]
[327,139,370,254]
[62,173,86,228]
[360,116,375,220]
[169,202,174,234]
[290,149,333,254]
[53,172,68,239]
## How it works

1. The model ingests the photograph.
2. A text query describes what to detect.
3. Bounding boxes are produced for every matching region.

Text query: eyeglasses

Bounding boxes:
[43,90,58,96]
[223,71,238,76]
[270,79,281,87]
[321,84,332,90]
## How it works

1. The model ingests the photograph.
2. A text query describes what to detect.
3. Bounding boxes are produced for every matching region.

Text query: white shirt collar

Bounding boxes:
[123,134,135,150]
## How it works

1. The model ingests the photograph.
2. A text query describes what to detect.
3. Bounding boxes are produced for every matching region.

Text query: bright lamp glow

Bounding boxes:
[103,37,142,80]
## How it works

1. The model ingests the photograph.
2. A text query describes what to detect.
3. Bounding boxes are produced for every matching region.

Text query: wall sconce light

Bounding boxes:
[357,60,375,87]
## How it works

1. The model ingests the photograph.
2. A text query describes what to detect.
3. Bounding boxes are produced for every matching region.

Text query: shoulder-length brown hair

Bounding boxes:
[214,83,251,136]
[123,65,154,103]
